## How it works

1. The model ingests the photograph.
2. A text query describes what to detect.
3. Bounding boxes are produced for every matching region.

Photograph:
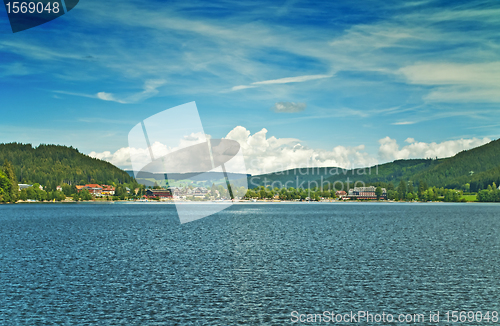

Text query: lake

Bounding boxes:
[1,203,499,325]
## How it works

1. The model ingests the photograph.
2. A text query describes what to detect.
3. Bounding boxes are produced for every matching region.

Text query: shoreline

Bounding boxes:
[2,200,488,205]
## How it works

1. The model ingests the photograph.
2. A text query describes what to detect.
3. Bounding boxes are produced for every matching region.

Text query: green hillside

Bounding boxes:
[2,137,498,198]
[0,143,135,190]
[248,159,441,189]
[249,138,500,192]
[411,138,500,191]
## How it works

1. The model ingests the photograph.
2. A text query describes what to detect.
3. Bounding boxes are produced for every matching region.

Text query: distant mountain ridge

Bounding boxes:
[248,138,500,192]
[247,158,441,188]
[4,138,496,193]
[126,138,500,192]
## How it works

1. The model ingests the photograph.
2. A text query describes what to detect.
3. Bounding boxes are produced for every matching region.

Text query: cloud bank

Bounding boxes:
[378,136,491,161]
[89,126,491,175]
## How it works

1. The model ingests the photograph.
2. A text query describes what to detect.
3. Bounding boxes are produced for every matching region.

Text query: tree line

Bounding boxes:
[477,183,500,202]
[0,156,143,203]
[249,138,500,194]
[244,186,337,201]
[243,179,468,202]
[0,142,146,202]
[0,160,18,202]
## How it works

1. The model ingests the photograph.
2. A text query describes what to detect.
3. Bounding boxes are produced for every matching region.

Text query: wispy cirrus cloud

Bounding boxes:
[399,62,500,86]
[56,79,166,104]
[96,92,127,104]
[252,74,333,85]
[231,74,333,91]
[2,0,500,156]
[399,61,500,103]
[392,121,416,125]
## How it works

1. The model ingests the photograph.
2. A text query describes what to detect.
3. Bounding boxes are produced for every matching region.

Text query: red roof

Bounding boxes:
[85,184,102,189]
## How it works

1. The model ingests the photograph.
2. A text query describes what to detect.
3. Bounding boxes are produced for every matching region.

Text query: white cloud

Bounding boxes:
[88,131,207,171]
[399,62,500,86]
[272,102,306,113]
[88,128,492,175]
[232,74,333,91]
[57,79,167,104]
[378,136,491,161]
[54,90,98,99]
[89,141,168,170]
[399,62,500,102]
[224,126,377,174]
[253,74,333,85]
[424,87,500,103]
[96,92,127,103]
[89,126,377,174]
[392,121,416,125]
[231,85,257,91]
[96,79,166,104]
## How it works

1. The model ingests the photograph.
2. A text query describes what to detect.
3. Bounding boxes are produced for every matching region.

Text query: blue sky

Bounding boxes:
[1,0,499,173]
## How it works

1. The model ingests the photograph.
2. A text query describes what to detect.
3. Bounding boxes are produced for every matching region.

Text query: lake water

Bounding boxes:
[1,203,499,325]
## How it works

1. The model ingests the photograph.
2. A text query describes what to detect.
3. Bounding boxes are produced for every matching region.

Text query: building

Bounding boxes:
[192,187,208,199]
[76,184,103,195]
[18,184,32,191]
[335,190,347,199]
[75,184,120,196]
[56,186,62,192]
[167,186,209,199]
[83,184,103,195]
[348,186,387,200]
[101,185,115,196]
[18,184,43,191]
[146,189,172,198]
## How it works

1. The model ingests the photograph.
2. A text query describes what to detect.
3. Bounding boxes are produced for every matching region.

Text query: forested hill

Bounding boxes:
[248,138,500,192]
[0,143,134,188]
[248,158,443,189]
[411,138,500,191]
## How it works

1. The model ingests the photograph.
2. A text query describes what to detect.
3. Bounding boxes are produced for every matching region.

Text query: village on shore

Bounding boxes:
[13,181,388,202]
[11,181,493,203]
